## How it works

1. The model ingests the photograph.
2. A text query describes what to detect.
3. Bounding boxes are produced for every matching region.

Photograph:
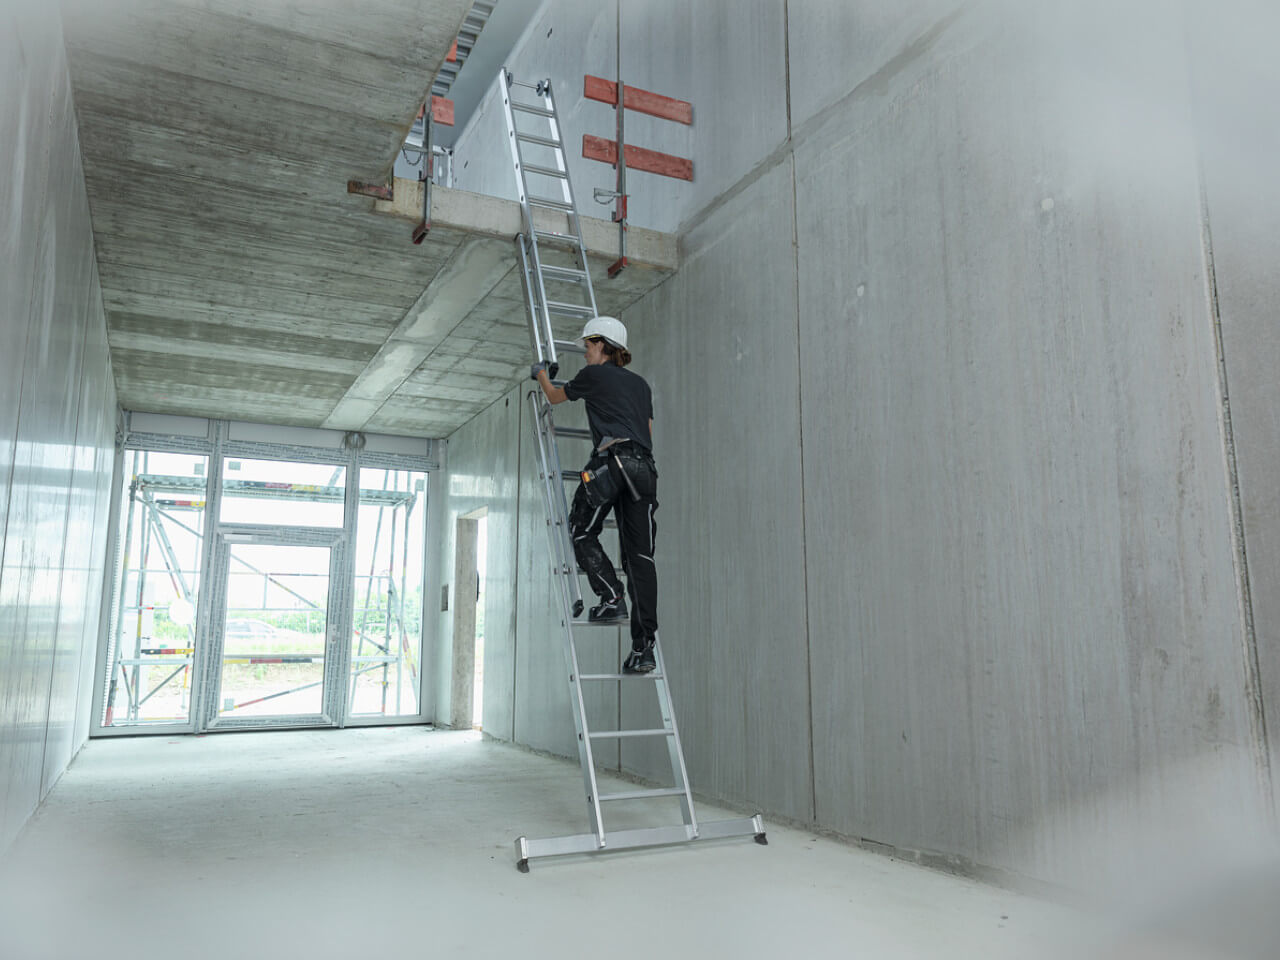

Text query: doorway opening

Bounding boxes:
[473,513,487,729]
[450,508,486,730]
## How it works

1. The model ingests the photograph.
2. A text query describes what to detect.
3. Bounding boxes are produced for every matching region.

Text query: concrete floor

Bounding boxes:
[0,727,1096,959]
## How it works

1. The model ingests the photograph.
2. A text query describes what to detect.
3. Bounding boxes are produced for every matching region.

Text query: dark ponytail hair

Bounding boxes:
[602,342,632,367]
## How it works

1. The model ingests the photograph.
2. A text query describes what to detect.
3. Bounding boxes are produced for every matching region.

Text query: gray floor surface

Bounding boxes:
[0,727,1118,958]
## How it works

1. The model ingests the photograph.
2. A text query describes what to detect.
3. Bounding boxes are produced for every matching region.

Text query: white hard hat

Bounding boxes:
[576,315,628,350]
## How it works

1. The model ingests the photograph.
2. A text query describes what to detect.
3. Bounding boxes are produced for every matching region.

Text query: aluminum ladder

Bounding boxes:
[500,69,766,870]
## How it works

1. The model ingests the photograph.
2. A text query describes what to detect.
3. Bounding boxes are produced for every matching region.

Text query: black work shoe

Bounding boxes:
[588,596,628,623]
[622,642,656,674]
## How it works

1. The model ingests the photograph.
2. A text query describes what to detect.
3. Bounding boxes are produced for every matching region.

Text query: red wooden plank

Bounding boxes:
[431,96,454,126]
[583,75,693,125]
[447,39,458,63]
[584,74,617,106]
[347,180,394,201]
[582,135,693,181]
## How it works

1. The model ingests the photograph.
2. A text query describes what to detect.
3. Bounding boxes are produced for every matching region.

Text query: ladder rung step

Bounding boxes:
[589,729,674,740]
[545,300,596,317]
[570,618,626,627]
[524,195,576,212]
[511,101,555,118]
[580,673,664,681]
[518,132,564,148]
[522,163,569,180]
[533,229,581,246]
[554,426,592,440]
[540,264,588,281]
[527,196,576,212]
[552,340,587,356]
[599,787,689,802]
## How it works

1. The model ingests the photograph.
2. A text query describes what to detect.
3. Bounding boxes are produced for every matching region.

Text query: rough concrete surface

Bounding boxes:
[57,0,677,438]
[434,0,1280,892]
[0,728,1097,960]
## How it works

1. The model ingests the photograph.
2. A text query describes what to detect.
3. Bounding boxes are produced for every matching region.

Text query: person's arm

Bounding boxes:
[536,367,568,404]
[530,362,569,404]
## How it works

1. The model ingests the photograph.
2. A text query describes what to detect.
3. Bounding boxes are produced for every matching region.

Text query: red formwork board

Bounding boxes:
[584,75,693,125]
[582,135,693,181]
[416,96,455,125]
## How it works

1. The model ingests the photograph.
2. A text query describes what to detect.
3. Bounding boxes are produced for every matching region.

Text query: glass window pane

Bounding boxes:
[218,543,330,719]
[348,468,427,718]
[219,458,345,527]
[101,450,208,727]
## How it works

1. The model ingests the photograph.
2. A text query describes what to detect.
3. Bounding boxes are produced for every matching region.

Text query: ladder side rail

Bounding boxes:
[527,392,606,845]
[539,82,576,229]
[501,70,560,374]
[515,236,551,367]
[652,635,700,837]
[534,402,584,617]
[527,395,578,607]
[541,80,601,317]
[511,85,559,371]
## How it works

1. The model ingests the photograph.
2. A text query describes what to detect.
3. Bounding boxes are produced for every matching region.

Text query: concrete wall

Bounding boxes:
[1187,0,1280,798]
[428,387,522,737]
[429,374,626,771]
[0,3,119,852]
[438,0,1280,888]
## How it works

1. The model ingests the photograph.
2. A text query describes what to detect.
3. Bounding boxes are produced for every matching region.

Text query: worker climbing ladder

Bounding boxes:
[500,69,766,870]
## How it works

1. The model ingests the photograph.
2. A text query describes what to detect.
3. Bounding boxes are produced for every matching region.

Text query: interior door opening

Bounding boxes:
[473,513,487,730]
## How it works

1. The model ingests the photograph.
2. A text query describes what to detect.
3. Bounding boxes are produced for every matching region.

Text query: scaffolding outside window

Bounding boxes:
[101,451,208,727]
[219,457,346,527]
[349,467,427,718]
[98,444,431,732]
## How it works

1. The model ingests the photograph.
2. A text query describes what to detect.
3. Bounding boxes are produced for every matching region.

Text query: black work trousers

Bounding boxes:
[568,451,658,649]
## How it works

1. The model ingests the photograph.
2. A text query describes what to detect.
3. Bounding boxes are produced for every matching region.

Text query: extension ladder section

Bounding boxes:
[500,69,766,870]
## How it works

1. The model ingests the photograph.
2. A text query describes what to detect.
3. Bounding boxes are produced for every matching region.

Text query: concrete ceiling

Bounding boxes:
[62,0,675,440]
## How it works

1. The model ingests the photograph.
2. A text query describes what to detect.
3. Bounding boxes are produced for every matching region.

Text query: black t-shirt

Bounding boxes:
[564,363,653,453]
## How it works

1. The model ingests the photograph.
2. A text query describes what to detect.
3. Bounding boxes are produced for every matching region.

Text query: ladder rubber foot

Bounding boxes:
[517,858,530,872]
[754,833,769,845]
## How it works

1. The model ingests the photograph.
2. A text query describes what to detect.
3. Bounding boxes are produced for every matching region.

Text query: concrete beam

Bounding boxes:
[373,181,679,272]
[322,238,514,431]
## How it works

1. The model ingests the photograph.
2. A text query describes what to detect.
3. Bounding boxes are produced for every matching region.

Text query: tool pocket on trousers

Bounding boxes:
[580,464,619,509]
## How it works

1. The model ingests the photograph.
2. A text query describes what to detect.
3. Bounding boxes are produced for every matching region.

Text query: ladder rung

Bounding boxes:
[519,132,564,149]
[589,729,674,740]
[570,618,626,627]
[599,787,688,802]
[522,163,569,180]
[545,300,596,317]
[533,229,581,247]
[554,426,592,440]
[540,264,588,282]
[508,79,544,91]
[527,196,576,213]
[580,673,664,681]
[511,101,555,118]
